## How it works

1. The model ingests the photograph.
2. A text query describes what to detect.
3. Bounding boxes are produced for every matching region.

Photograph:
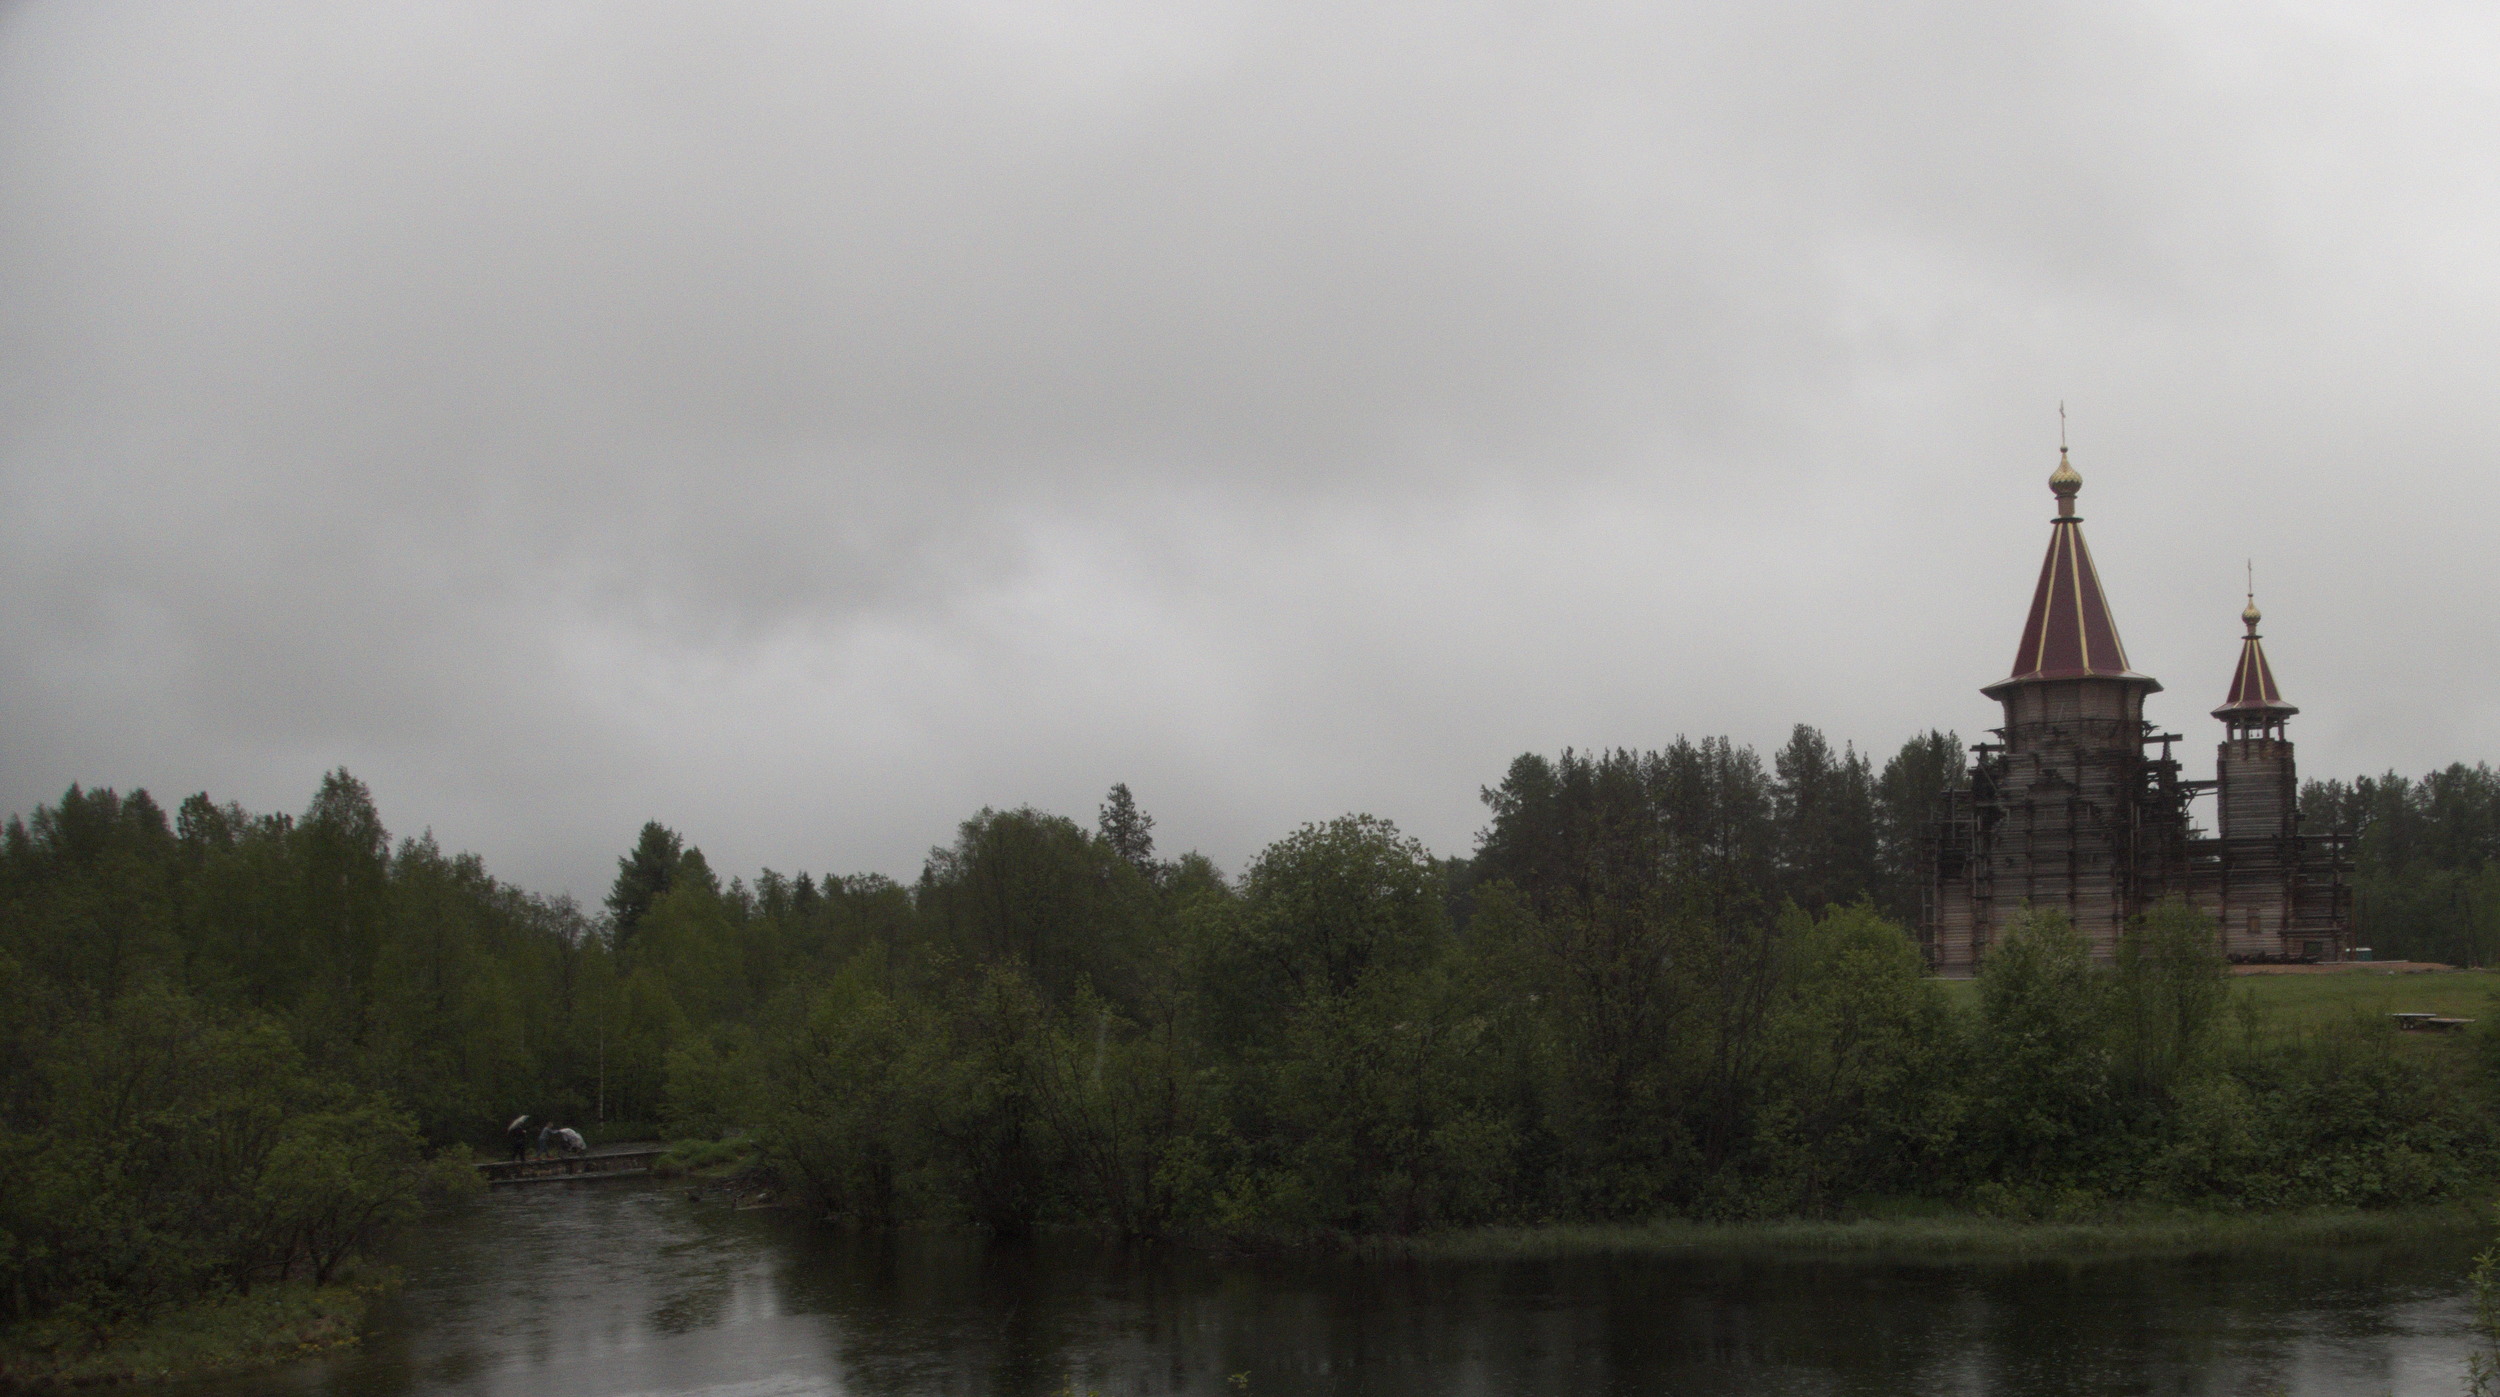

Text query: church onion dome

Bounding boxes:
[2048,446,2083,508]
[1980,450,2162,700]
[2213,598,2298,727]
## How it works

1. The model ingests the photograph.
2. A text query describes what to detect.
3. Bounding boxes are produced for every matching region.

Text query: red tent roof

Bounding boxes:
[2213,600,2297,725]
[1981,451,2160,700]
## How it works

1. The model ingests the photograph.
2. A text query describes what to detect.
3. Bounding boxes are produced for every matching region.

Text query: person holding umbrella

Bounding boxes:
[506,1115,532,1163]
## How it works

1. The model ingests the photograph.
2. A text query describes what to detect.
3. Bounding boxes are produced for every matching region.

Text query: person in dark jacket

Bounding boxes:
[507,1115,532,1162]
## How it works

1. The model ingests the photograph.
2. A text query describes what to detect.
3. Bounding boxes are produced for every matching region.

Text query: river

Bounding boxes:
[186,1178,2487,1396]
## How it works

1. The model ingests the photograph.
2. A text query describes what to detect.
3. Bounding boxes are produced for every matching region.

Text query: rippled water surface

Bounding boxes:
[189,1179,2487,1396]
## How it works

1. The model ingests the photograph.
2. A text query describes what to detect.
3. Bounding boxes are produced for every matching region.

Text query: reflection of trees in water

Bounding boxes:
[639,1200,790,1338]
[760,1228,2479,1396]
[230,1188,2478,1396]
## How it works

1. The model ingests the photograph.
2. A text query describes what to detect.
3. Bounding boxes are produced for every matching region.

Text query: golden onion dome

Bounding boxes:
[2048,447,2083,495]
[2048,447,2082,517]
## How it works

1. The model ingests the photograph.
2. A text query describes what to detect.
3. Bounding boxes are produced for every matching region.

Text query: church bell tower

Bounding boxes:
[2212,591,2298,842]
[2202,590,2350,960]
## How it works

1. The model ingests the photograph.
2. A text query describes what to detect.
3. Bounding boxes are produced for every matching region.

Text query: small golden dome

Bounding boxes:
[2047,447,2082,517]
[2048,447,2082,495]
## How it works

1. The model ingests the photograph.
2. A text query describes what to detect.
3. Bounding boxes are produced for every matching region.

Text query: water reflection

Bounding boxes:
[183,1179,2483,1396]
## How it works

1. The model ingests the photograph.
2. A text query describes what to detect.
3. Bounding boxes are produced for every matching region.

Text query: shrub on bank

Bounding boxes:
[0,1278,381,1387]
[749,894,2500,1241]
[653,1135,753,1177]
[0,986,469,1341]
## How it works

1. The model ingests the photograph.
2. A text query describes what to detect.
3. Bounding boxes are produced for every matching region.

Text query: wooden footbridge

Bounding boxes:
[476,1145,667,1187]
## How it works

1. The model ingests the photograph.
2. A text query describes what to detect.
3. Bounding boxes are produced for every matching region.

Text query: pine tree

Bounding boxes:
[1873,731,1965,922]
[606,822,687,948]
[1098,783,1157,878]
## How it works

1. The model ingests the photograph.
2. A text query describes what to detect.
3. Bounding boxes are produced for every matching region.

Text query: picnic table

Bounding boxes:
[2391,1013,2476,1032]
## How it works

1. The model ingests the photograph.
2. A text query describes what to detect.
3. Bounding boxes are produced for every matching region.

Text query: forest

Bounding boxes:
[3,730,2498,1340]
[2305,765,2500,964]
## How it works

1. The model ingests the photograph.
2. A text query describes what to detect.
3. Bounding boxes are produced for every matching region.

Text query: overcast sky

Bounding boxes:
[4,1,2495,898]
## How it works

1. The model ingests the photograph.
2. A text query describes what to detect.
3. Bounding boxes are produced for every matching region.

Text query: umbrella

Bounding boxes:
[508,1115,531,1132]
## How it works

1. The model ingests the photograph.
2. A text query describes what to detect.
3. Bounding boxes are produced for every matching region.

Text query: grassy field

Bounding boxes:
[2228,967,2500,1030]
[1935,965,2500,1044]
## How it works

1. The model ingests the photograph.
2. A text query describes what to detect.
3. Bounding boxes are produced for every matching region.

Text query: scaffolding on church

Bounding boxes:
[1921,450,2352,974]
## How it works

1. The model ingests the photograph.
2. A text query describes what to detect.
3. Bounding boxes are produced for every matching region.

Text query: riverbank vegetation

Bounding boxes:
[0,1279,375,1388]
[3,734,2496,1362]
[736,744,2500,1239]
[1398,1203,2488,1262]
[653,1135,757,1178]
[0,779,482,1376]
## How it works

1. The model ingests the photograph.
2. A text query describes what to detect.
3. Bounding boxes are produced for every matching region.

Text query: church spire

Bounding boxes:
[2212,583,2297,736]
[1981,448,2160,700]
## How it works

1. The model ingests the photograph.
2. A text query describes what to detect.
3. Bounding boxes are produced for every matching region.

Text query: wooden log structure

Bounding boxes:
[1923,450,2352,974]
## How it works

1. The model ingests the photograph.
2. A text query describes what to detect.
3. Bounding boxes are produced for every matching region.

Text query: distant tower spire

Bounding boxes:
[2213,576,2297,738]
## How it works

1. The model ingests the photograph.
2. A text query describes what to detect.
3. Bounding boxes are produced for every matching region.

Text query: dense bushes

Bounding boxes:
[1954,906,2496,1217]
[0,983,463,1332]
[0,780,482,1336]
[752,822,2500,1236]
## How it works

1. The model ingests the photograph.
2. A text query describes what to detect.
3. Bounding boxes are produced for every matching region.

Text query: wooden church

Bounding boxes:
[1923,450,2352,974]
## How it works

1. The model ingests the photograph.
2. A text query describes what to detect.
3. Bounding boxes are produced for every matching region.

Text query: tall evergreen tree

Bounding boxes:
[1873,730,1965,923]
[1771,725,1878,911]
[607,822,688,949]
[293,769,391,1053]
[1098,783,1157,878]
[1656,735,1777,920]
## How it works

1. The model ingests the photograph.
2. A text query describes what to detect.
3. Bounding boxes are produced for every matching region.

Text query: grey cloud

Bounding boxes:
[3,1,2496,893]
